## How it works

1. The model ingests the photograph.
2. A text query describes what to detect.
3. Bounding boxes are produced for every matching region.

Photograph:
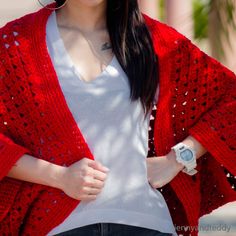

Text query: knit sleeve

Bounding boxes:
[182,39,236,175]
[0,29,30,181]
[0,97,30,180]
[0,134,30,180]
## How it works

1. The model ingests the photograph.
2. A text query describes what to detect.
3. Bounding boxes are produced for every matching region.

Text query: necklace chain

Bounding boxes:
[57,24,114,82]
[58,24,112,51]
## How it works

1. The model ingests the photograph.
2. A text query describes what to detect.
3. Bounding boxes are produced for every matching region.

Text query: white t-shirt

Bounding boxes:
[46,10,177,236]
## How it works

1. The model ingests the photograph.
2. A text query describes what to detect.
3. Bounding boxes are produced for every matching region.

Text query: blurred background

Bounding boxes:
[139,0,236,73]
[0,0,235,235]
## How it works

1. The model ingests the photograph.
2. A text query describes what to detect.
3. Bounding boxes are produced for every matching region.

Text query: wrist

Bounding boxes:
[167,150,185,172]
[171,142,199,176]
[182,135,207,160]
[46,163,67,190]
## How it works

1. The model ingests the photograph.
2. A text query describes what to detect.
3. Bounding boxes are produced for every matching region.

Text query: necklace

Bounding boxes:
[57,24,114,82]
[58,24,112,52]
[101,42,112,51]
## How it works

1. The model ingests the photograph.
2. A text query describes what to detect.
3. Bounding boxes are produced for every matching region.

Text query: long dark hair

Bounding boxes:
[55,0,159,117]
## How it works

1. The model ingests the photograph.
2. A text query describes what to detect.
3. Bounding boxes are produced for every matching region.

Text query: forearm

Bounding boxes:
[6,154,66,189]
[182,135,207,160]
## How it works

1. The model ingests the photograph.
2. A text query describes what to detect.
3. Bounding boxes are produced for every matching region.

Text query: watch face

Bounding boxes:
[180,149,193,161]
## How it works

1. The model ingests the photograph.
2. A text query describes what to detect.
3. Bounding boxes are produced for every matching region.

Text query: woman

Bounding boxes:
[0,0,235,235]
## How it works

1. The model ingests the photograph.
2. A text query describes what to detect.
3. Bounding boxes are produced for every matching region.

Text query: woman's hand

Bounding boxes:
[58,158,109,201]
[146,150,184,189]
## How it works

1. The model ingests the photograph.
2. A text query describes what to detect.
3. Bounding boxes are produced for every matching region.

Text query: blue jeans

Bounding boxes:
[53,223,173,236]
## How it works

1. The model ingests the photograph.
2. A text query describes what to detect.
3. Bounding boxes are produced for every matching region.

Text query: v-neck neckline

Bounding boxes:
[30,4,170,156]
[51,10,116,84]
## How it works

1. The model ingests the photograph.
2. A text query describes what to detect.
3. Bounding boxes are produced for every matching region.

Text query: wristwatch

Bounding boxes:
[171,142,198,176]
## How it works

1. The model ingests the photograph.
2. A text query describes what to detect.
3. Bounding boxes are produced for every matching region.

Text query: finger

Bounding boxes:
[82,186,102,195]
[88,160,110,173]
[79,194,97,201]
[85,178,105,189]
[82,167,107,181]
[92,169,107,181]
[81,166,96,177]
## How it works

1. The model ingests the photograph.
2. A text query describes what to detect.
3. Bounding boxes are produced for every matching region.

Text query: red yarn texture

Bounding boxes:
[0,5,236,236]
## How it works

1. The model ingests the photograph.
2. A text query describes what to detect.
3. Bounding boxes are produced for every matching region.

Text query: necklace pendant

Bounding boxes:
[101,42,112,51]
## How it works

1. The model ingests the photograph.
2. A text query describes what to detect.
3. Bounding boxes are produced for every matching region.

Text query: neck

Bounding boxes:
[56,1,107,33]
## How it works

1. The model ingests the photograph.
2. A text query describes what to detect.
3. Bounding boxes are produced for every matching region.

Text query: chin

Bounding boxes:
[77,0,106,7]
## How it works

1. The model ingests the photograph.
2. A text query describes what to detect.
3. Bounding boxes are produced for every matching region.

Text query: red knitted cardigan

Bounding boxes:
[0,5,236,236]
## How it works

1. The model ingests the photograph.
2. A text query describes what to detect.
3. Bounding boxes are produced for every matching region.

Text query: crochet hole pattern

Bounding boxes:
[0,24,91,234]
[0,16,236,235]
[170,38,236,217]
[171,39,236,153]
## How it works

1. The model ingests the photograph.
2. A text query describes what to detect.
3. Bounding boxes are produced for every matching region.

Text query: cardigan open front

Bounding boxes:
[0,4,236,236]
